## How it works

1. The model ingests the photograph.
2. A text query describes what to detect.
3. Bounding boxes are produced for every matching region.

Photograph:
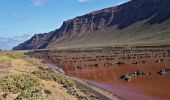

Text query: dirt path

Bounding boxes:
[9,59,38,74]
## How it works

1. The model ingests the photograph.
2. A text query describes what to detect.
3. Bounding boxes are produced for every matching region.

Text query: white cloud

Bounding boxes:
[31,0,46,6]
[78,0,88,3]
[0,34,31,50]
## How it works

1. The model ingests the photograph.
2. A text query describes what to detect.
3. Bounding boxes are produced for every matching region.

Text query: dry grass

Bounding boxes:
[0,56,10,63]
[0,51,26,59]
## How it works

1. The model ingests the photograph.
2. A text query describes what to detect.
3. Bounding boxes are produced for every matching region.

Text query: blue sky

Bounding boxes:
[0,0,129,49]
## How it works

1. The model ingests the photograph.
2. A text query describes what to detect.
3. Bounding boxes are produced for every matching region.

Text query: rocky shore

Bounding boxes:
[46,63,120,100]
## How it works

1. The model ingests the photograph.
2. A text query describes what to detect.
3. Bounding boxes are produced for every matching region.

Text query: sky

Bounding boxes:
[0,0,130,50]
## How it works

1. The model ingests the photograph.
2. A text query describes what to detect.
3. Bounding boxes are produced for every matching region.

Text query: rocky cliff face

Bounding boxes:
[13,31,56,50]
[13,0,170,50]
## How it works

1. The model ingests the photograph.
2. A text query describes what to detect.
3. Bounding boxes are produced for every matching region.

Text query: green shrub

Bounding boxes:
[32,70,53,81]
[32,70,75,87]
[51,73,75,87]
[15,88,43,100]
[0,75,45,100]
[0,75,42,93]
[65,79,75,87]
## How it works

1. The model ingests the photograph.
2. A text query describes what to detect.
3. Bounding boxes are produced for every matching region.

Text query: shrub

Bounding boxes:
[32,69,75,87]
[0,75,45,100]
[0,56,10,63]
[0,75,42,93]
[32,70,53,81]
[51,73,75,87]
[15,88,43,100]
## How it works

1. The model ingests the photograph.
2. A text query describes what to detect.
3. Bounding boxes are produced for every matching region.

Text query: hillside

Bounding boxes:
[13,0,170,50]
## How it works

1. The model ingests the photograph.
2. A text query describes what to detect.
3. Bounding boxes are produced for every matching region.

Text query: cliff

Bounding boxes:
[13,0,170,50]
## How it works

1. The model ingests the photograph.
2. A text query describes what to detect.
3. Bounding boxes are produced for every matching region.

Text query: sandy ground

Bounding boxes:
[41,80,77,100]
[9,59,38,75]
[0,58,78,100]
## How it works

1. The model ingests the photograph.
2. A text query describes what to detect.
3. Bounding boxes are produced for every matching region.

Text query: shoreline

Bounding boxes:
[46,63,120,100]
[68,76,121,100]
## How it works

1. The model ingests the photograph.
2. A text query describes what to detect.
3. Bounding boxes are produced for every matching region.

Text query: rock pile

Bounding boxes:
[63,84,77,95]
[158,68,170,76]
[63,84,89,100]
[120,71,151,81]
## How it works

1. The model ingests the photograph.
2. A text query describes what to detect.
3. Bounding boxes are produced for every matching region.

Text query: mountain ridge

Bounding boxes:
[13,0,170,50]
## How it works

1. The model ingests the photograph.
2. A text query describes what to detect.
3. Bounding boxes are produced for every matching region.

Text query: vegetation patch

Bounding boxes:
[0,75,44,99]
[25,57,45,71]
[0,51,26,59]
[0,51,26,63]
[0,51,76,99]
[5,51,26,59]
[16,88,43,100]
[0,56,10,63]
[0,75,42,93]
[32,69,75,87]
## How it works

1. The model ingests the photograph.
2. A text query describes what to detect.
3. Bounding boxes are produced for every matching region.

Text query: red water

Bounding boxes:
[30,49,170,99]
[86,80,156,100]
[63,62,170,100]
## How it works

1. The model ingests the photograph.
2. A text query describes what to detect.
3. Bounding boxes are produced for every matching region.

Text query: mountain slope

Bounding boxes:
[13,0,170,50]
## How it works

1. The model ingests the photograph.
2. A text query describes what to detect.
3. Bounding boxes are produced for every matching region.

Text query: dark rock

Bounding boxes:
[120,74,132,81]
[158,68,170,76]
[81,89,88,94]
[121,71,151,81]
[67,87,77,96]
[78,96,89,100]
[132,61,138,64]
